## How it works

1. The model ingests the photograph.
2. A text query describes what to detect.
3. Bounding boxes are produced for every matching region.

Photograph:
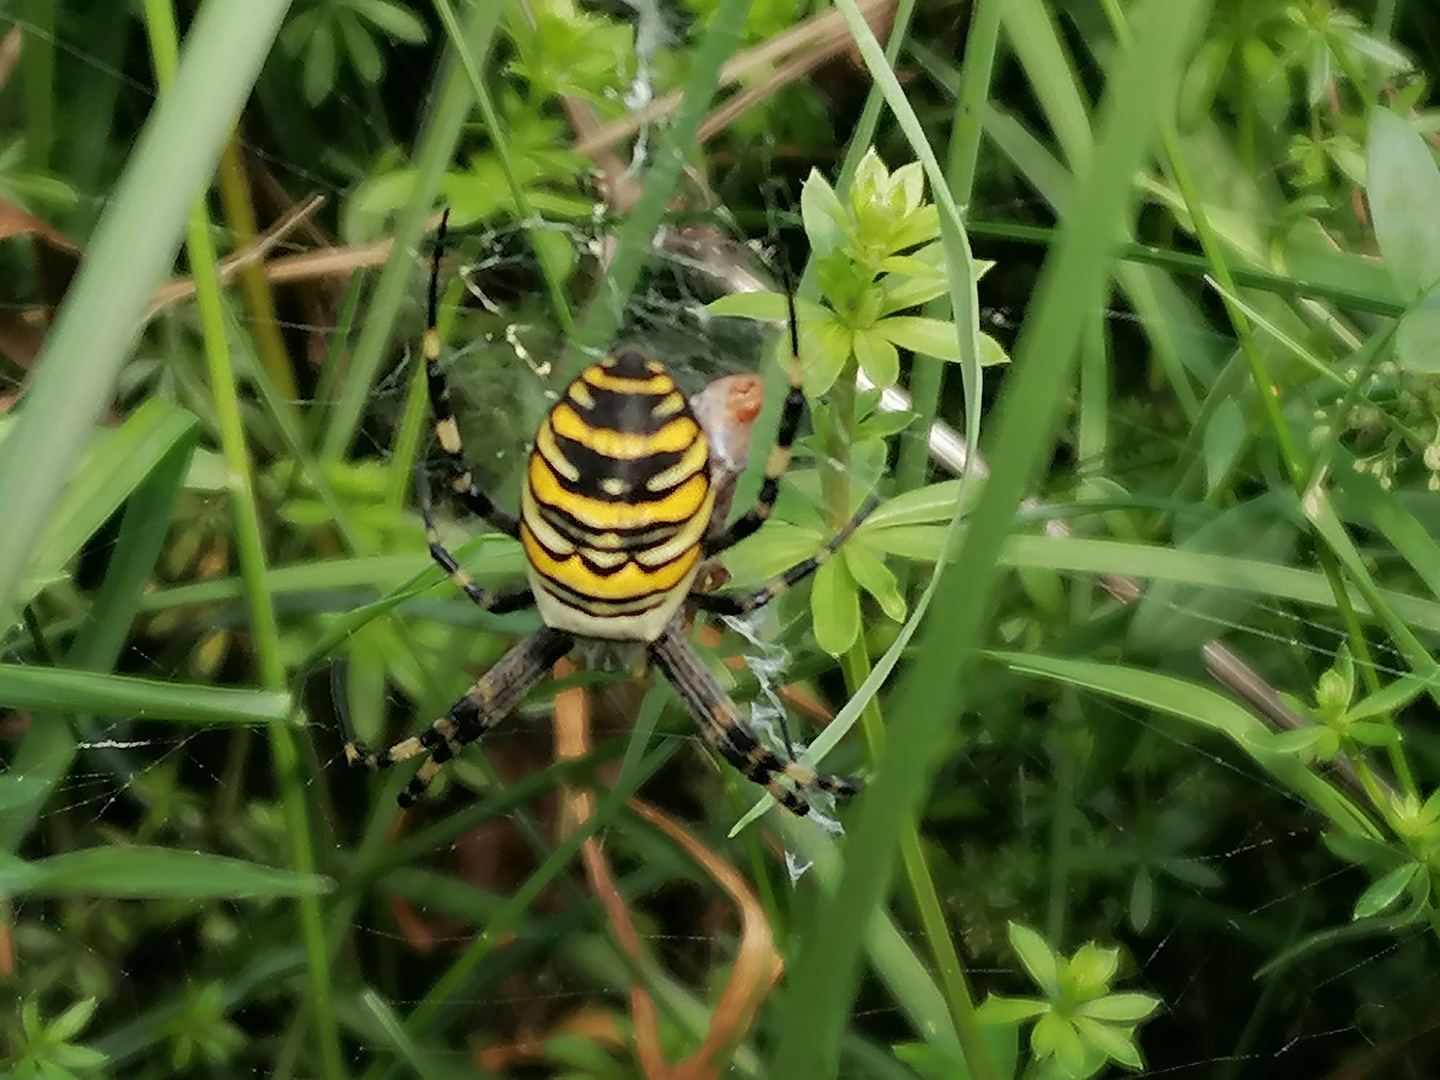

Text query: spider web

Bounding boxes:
[3,8,1438,1079]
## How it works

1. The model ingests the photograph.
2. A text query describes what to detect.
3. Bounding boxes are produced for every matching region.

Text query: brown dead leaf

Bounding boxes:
[476,1003,625,1072]
[553,654,782,1080]
[632,801,782,1080]
[0,27,21,90]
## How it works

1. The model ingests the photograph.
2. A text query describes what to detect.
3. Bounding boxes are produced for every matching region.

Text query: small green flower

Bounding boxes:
[976,923,1160,1080]
[5,997,108,1080]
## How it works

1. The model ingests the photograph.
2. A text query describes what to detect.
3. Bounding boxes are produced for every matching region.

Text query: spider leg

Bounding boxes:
[648,623,861,817]
[416,460,534,615]
[425,209,521,539]
[691,491,881,617]
[342,625,575,807]
[703,288,805,557]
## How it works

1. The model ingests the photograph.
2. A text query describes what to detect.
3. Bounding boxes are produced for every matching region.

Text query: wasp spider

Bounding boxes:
[343,212,878,818]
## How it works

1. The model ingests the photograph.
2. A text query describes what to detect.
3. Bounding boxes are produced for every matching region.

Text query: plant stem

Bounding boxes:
[841,640,996,1080]
[141,4,343,1077]
[895,0,1005,508]
[22,0,54,172]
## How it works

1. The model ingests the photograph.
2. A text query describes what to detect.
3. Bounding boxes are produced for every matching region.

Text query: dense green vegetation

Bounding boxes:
[3,0,1440,1076]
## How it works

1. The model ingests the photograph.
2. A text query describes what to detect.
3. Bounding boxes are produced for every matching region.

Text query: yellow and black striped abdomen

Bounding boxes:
[520,349,715,641]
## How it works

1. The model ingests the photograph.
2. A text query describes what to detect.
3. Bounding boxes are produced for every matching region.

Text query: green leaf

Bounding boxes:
[844,543,907,622]
[1034,1014,1086,1078]
[1324,832,1405,872]
[1346,721,1401,747]
[1,847,331,899]
[976,994,1049,1024]
[861,479,963,529]
[0,665,289,726]
[1067,942,1119,994]
[1128,868,1154,932]
[1008,922,1061,997]
[1269,726,1326,754]
[48,998,98,1043]
[1348,675,1427,721]
[49,1045,107,1071]
[1074,1016,1142,1069]
[705,289,790,321]
[303,20,338,104]
[1159,856,1223,889]
[350,0,428,42]
[1078,992,1161,1023]
[1366,107,1440,299]
[811,556,860,656]
[801,166,849,255]
[803,308,855,396]
[852,326,900,388]
[873,314,962,361]
[878,269,948,314]
[335,10,383,83]
[979,332,1011,366]
[856,408,918,439]
[1396,282,1440,373]
[1353,861,1421,919]
[1201,398,1246,494]
[280,6,319,49]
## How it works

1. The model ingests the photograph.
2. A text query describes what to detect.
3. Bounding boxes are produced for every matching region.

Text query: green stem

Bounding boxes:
[960,219,1402,315]
[841,641,995,1080]
[305,271,366,450]
[22,0,54,172]
[140,5,343,1078]
[823,358,858,522]
[216,136,300,402]
[894,0,1004,510]
[1044,696,1081,946]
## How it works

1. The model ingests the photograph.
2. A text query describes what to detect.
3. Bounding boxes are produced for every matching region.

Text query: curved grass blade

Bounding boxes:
[989,650,1376,837]
[0,0,289,628]
[771,2,1212,1072]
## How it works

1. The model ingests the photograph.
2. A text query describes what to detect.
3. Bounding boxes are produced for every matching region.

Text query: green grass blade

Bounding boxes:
[21,0,54,171]
[1000,0,1094,167]
[0,665,289,724]
[15,399,198,610]
[141,4,343,1072]
[989,650,1377,836]
[0,437,196,853]
[1,846,330,899]
[0,0,289,629]
[771,815,964,1059]
[771,2,1211,1072]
